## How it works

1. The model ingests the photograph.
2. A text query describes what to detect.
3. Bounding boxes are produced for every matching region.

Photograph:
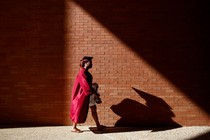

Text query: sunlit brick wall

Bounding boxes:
[67,0,209,126]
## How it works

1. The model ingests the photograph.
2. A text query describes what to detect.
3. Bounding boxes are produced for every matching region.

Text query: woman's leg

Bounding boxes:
[90,105,102,130]
[71,122,82,133]
[72,122,77,129]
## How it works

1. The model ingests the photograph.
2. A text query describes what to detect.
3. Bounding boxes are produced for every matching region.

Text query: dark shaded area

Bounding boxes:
[111,88,181,128]
[89,126,150,134]
[73,0,210,114]
[89,126,145,134]
[0,0,66,125]
[189,131,210,140]
[89,126,180,134]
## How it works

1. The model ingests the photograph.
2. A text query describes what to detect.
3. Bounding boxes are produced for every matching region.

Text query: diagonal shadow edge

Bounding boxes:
[72,0,210,114]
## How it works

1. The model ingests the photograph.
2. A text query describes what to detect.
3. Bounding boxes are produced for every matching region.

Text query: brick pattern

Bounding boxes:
[67,1,210,126]
[0,0,67,125]
[0,0,209,126]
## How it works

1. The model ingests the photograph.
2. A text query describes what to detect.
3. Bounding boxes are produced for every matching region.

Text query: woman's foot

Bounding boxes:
[71,128,83,133]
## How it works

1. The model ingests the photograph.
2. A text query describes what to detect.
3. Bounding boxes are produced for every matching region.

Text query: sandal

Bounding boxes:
[71,128,83,133]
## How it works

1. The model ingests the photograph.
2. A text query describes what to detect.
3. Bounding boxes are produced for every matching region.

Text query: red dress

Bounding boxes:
[70,68,93,123]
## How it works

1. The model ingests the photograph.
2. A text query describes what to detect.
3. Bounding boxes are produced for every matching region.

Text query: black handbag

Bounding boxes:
[92,83,102,104]
[95,93,102,104]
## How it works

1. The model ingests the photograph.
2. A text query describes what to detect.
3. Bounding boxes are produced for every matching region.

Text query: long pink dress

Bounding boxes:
[70,68,93,123]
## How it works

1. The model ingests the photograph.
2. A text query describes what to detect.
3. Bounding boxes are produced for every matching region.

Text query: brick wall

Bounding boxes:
[68,0,210,126]
[0,0,67,126]
[0,0,209,127]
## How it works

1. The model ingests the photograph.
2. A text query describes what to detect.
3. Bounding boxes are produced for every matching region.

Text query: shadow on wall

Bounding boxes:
[73,0,210,114]
[111,87,181,128]
[90,87,181,133]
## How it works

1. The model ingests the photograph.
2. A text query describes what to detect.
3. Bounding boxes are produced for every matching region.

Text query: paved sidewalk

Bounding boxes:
[1,126,210,140]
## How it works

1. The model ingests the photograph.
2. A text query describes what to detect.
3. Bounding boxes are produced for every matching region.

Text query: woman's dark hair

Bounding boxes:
[80,56,93,68]
[80,60,88,67]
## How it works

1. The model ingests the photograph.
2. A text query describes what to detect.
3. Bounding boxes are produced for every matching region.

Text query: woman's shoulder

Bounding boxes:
[78,68,87,77]
[79,68,85,73]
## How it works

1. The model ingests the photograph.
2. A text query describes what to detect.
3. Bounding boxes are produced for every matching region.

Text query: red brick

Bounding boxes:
[0,0,209,127]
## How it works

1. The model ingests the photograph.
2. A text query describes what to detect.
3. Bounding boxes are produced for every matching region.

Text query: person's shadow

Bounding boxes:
[90,87,181,133]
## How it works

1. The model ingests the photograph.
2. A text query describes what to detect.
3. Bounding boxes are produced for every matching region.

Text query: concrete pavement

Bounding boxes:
[1,126,210,140]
